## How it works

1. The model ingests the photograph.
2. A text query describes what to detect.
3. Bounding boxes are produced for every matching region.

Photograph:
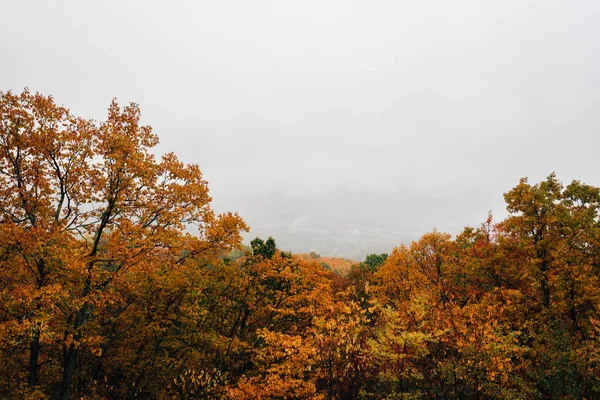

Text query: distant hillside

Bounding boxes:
[217,187,498,260]
[294,252,358,275]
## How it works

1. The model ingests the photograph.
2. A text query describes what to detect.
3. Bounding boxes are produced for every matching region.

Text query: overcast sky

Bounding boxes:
[2,1,599,259]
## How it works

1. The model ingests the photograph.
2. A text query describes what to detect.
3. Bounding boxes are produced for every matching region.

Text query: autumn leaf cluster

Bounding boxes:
[1,89,600,399]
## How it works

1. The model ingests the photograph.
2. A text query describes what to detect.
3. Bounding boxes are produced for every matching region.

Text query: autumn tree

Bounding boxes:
[0,89,247,399]
[500,174,600,397]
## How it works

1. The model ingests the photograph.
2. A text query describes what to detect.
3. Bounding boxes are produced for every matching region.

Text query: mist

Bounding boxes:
[2,0,599,258]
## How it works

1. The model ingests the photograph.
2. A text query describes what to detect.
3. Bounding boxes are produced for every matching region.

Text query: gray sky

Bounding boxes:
[2,0,599,259]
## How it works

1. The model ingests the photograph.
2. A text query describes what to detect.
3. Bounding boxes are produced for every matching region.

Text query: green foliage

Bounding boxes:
[364,253,388,272]
[251,236,277,259]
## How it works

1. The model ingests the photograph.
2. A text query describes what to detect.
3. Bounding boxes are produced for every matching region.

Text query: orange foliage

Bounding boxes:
[2,89,600,399]
[294,253,358,275]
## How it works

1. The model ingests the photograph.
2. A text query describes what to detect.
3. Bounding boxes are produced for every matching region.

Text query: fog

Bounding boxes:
[2,0,599,259]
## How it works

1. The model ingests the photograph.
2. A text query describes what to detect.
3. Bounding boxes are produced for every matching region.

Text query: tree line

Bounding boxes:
[1,89,600,399]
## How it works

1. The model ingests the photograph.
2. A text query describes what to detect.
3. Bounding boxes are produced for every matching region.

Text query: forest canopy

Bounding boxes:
[1,89,600,399]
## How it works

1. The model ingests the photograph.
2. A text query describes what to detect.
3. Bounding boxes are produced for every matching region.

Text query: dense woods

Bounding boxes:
[1,89,600,399]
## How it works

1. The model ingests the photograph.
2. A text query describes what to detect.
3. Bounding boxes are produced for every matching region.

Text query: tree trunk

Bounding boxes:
[540,260,550,308]
[58,306,88,399]
[59,344,78,400]
[28,326,40,387]
[29,259,46,388]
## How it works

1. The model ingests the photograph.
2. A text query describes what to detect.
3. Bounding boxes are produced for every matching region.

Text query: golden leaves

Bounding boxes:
[2,90,600,399]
